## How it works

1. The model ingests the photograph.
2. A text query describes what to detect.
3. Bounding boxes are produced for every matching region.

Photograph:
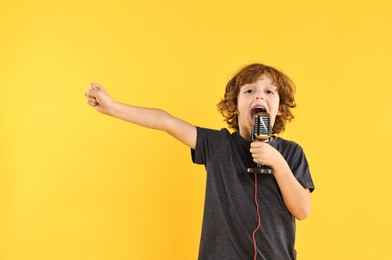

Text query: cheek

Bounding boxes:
[235,101,245,115]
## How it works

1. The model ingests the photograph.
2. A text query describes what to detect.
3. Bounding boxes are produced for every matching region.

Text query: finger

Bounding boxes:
[87,99,98,106]
[85,90,93,98]
[85,89,100,98]
[89,83,97,90]
[90,83,102,90]
[250,141,262,148]
[87,97,97,103]
[254,159,263,165]
[86,96,98,105]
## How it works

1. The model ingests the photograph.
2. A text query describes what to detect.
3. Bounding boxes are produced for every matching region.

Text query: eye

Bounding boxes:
[265,89,276,95]
[243,88,254,94]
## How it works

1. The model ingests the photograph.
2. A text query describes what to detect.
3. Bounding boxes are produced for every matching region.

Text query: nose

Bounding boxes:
[255,89,265,100]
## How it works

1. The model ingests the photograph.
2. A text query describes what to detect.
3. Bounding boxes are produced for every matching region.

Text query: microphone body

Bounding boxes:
[247,112,274,174]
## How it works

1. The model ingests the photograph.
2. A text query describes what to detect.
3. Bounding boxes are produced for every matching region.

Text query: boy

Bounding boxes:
[85,63,315,259]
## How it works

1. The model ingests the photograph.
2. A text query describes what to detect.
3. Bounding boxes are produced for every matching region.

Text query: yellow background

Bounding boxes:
[1,0,391,259]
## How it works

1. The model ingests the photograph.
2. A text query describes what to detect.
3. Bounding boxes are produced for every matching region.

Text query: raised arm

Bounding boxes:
[85,83,197,149]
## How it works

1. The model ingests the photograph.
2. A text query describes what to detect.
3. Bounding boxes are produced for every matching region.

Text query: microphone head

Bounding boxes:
[252,112,272,141]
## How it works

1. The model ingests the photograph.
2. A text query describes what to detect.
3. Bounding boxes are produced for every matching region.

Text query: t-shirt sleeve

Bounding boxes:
[191,127,226,165]
[291,145,315,192]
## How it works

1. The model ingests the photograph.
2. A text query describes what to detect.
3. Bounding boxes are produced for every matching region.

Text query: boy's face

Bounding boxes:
[236,75,281,140]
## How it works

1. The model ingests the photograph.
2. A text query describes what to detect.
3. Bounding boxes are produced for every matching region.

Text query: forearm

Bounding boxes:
[105,101,197,149]
[272,159,311,220]
[107,101,174,131]
[86,83,197,148]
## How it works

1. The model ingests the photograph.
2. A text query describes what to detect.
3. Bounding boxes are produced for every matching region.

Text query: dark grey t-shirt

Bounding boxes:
[191,127,315,260]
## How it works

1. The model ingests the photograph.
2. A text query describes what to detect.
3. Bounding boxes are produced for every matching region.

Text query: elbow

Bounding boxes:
[292,189,312,221]
[295,210,310,221]
[293,205,311,221]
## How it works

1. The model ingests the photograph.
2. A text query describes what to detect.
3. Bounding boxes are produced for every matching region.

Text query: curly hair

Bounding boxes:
[217,63,296,134]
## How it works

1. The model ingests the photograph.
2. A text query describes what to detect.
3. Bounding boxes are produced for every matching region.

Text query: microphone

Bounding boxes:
[247,111,274,174]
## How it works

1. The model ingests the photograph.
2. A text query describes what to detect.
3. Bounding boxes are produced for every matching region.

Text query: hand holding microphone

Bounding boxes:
[247,111,274,174]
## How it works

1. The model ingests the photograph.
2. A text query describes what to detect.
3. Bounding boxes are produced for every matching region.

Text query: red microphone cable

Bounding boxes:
[252,172,261,260]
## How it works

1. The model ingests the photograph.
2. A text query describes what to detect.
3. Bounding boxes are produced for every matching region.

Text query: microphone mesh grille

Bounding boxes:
[252,112,271,141]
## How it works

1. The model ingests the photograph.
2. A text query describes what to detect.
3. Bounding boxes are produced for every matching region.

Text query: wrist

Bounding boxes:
[271,154,288,173]
[103,100,120,117]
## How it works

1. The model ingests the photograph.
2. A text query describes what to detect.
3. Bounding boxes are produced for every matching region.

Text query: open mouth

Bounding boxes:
[250,106,267,117]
